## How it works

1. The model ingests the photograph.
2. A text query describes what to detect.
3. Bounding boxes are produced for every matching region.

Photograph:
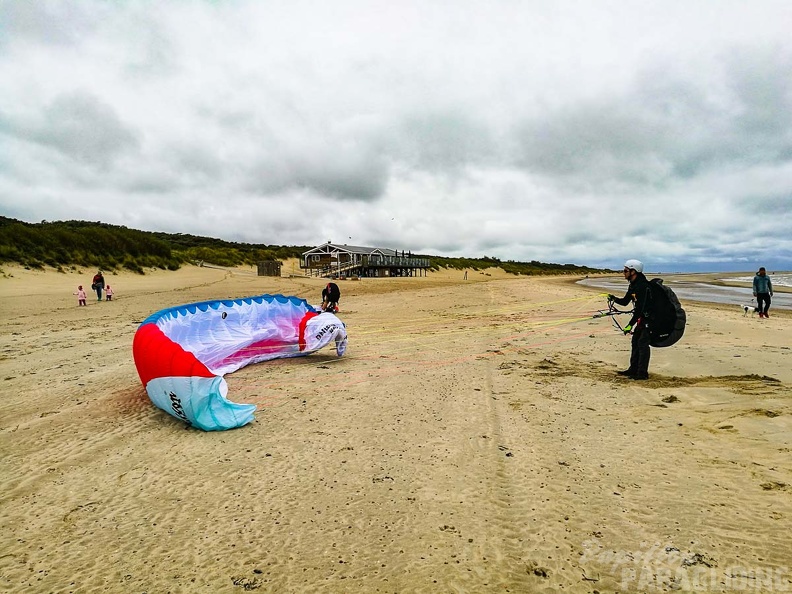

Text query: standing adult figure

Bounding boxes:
[92,270,105,302]
[608,259,653,380]
[753,267,774,318]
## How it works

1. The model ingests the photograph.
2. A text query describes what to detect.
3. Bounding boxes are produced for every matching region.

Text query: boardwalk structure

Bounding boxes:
[300,243,431,278]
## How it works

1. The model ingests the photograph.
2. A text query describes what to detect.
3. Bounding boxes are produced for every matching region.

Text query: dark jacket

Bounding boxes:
[322,283,340,303]
[752,274,773,295]
[612,272,652,328]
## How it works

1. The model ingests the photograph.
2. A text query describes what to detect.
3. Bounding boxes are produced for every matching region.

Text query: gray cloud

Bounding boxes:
[395,111,496,171]
[4,92,139,170]
[737,193,792,216]
[512,47,792,194]
[0,1,103,47]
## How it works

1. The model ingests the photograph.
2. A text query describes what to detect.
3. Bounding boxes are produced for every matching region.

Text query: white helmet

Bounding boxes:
[624,259,644,273]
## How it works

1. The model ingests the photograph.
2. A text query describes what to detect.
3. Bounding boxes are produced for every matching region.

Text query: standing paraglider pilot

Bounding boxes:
[608,259,652,380]
[321,282,340,313]
[91,270,105,302]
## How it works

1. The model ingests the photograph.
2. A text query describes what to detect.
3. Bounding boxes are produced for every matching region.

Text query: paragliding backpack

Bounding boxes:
[646,278,686,347]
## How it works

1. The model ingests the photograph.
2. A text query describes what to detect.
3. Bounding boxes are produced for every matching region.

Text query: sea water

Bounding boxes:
[725,273,792,288]
[577,273,792,310]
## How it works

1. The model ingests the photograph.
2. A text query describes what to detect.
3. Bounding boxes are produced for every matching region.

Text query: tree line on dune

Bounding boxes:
[0,216,608,276]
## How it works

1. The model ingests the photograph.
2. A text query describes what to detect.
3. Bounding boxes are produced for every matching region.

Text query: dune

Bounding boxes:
[1,262,790,592]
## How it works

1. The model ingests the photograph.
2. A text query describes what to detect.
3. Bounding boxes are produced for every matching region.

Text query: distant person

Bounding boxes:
[321,282,340,313]
[73,285,87,306]
[91,271,105,301]
[753,267,774,318]
[607,259,652,380]
[105,285,114,301]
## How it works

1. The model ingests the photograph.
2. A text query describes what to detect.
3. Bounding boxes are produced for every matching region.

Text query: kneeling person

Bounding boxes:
[321,282,341,313]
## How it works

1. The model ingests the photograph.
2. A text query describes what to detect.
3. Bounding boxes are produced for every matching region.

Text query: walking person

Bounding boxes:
[607,259,653,380]
[91,270,105,301]
[105,285,114,301]
[753,267,774,318]
[74,285,87,306]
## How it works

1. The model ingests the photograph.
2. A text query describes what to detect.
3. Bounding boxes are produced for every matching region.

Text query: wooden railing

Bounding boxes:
[301,255,431,277]
[366,256,430,268]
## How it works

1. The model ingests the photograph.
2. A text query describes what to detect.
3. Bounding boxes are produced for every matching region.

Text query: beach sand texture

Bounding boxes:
[1,263,790,593]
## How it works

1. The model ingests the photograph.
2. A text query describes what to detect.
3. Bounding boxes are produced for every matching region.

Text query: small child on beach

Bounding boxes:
[74,285,87,306]
[105,285,114,301]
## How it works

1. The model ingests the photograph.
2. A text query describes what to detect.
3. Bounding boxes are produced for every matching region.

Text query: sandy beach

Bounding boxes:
[1,263,790,593]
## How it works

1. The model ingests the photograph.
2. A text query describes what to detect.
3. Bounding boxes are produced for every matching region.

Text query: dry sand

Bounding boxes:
[1,262,790,593]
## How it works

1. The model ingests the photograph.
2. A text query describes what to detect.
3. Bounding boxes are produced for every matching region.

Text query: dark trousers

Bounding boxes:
[629,324,651,376]
[756,293,771,314]
[95,286,103,300]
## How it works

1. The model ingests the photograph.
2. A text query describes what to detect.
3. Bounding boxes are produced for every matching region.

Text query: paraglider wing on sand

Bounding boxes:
[133,294,347,431]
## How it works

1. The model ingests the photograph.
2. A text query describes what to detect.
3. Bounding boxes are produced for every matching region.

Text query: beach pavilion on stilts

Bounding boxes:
[300,242,431,279]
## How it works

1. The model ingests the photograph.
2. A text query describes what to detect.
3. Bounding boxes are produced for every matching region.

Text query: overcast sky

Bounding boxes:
[1,1,791,272]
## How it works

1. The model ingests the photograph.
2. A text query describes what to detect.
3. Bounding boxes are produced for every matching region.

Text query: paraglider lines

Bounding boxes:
[235,293,614,408]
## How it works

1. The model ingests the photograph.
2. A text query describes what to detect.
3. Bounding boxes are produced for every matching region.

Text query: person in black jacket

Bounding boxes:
[321,282,341,313]
[608,259,652,380]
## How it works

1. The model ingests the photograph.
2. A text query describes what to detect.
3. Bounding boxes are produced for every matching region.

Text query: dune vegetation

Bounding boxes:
[0,216,607,276]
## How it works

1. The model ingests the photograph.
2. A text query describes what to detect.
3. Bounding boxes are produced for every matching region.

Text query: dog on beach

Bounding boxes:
[742,304,759,317]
